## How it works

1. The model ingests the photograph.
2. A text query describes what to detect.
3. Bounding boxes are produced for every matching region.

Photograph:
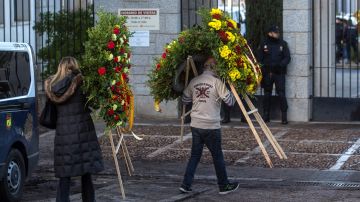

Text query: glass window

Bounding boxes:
[14,0,30,21]
[0,51,31,99]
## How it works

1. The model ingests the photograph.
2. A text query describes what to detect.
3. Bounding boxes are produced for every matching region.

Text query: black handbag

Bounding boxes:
[39,99,57,129]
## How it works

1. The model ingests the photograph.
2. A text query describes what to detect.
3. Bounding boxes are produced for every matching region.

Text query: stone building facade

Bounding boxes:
[95,0,356,122]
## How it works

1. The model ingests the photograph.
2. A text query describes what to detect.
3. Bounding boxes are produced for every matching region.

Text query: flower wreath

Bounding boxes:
[82,12,133,129]
[148,8,262,110]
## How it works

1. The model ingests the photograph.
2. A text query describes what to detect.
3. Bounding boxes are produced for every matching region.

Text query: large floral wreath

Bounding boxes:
[82,12,133,128]
[148,8,262,109]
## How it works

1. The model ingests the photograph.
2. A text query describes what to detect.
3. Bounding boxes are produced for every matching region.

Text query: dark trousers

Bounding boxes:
[346,41,359,61]
[56,173,95,202]
[263,73,288,113]
[221,101,231,121]
[182,127,229,188]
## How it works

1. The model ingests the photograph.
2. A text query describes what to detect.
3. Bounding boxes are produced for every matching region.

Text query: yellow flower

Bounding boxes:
[226,31,235,43]
[246,84,255,94]
[228,68,241,82]
[227,19,237,29]
[208,19,222,30]
[219,45,232,59]
[210,8,222,16]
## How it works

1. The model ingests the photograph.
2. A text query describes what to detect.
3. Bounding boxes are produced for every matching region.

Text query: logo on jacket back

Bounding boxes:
[194,83,213,103]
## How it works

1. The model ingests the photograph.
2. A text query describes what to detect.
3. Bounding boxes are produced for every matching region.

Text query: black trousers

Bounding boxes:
[263,73,288,113]
[56,173,95,202]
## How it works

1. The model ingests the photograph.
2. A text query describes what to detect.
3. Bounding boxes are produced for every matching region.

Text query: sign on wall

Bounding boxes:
[129,31,150,47]
[118,8,160,31]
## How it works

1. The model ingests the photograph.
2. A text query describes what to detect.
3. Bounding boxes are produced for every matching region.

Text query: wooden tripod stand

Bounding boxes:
[180,56,287,168]
[108,126,135,199]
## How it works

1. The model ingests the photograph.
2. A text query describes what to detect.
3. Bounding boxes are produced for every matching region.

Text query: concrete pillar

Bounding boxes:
[95,0,181,118]
[283,0,312,121]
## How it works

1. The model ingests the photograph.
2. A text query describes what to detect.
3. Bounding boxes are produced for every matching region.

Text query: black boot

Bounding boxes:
[281,112,288,124]
[263,111,270,122]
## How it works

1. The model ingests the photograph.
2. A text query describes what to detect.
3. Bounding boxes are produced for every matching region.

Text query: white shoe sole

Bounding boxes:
[179,187,192,193]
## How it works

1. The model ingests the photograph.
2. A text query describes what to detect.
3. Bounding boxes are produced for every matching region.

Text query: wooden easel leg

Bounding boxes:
[229,83,274,168]
[109,130,126,199]
[243,95,287,159]
[122,138,134,174]
[180,105,186,143]
[116,127,134,176]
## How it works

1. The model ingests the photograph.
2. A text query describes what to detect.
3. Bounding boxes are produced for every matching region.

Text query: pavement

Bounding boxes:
[22,118,360,201]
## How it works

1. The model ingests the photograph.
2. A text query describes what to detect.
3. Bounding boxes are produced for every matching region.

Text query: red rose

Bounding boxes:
[235,45,241,54]
[107,41,115,49]
[156,64,161,70]
[107,109,114,116]
[212,14,221,20]
[116,81,121,86]
[120,48,125,54]
[227,20,235,29]
[114,115,120,121]
[218,30,228,43]
[236,58,243,67]
[162,52,167,59]
[112,95,118,100]
[122,73,128,81]
[113,27,120,35]
[115,66,122,73]
[246,76,253,84]
[114,56,119,63]
[98,67,106,76]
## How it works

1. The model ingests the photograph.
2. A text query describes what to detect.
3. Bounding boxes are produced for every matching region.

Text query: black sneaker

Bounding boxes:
[179,185,192,193]
[219,182,239,195]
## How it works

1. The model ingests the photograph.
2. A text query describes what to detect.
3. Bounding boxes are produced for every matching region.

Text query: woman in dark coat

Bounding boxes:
[45,57,104,202]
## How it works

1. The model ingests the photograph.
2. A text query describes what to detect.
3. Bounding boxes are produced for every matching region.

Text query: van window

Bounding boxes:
[0,51,31,99]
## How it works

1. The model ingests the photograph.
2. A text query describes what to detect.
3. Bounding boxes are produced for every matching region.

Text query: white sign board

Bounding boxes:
[118,8,160,31]
[129,31,150,47]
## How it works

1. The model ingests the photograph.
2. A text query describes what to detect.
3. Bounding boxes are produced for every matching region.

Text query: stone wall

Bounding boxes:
[95,0,181,118]
[282,0,312,121]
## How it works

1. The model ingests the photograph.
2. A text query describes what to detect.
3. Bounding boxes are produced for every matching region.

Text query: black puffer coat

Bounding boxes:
[45,71,104,178]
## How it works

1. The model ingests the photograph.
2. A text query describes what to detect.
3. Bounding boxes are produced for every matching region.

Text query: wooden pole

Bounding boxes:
[180,56,196,143]
[116,127,133,176]
[243,94,287,159]
[109,130,126,199]
[228,83,274,168]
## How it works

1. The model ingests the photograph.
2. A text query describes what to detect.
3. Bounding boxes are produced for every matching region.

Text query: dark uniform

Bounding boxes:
[257,26,291,124]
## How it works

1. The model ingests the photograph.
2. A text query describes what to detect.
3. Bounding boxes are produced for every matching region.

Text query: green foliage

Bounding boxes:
[245,0,282,49]
[81,11,132,128]
[33,6,94,77]
[148,26,218,102]
[148,8,262,103]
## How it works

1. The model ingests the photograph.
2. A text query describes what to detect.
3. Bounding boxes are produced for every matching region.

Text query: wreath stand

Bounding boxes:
[180,55,287,168]
[108,126,135,199]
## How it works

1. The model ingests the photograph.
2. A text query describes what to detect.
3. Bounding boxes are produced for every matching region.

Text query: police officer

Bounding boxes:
[257,25,291,124]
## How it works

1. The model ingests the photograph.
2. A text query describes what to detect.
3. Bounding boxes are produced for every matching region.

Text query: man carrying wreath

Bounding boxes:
[179,57,239,195]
